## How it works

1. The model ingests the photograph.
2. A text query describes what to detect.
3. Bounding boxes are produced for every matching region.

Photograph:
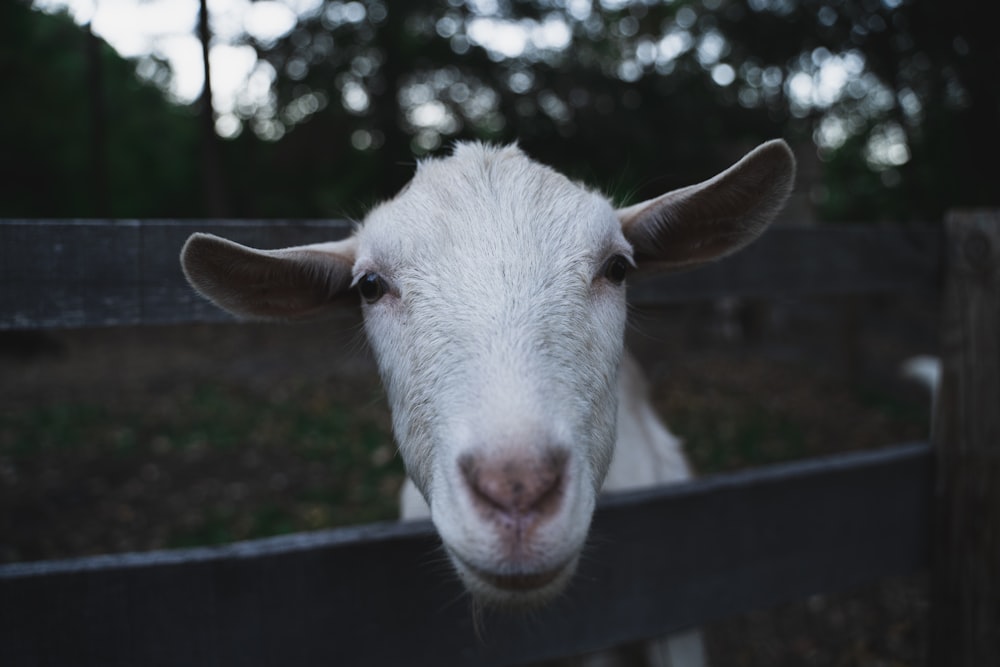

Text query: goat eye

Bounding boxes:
[358,273,386,303]
[603,255,630,285]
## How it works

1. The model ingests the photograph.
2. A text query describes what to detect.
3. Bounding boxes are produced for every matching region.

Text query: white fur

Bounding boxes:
[361,145,629,603]
[400,352,690,519]
[181,139,795,667]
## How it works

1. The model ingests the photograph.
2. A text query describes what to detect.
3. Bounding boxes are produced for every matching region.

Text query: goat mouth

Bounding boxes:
[470,564,566,592]
[452,553,575,600]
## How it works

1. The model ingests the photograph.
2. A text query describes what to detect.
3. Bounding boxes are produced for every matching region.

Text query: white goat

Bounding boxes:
[180,140,795,664]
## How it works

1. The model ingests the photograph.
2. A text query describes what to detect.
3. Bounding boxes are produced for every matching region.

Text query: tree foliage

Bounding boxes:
[1,1,202,218]
[5,0,998,221]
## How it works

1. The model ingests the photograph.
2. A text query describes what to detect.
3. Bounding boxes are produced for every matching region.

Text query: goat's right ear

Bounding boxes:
[180,233,358,321]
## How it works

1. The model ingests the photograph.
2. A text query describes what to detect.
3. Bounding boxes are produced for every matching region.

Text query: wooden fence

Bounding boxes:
[0,214,996,666]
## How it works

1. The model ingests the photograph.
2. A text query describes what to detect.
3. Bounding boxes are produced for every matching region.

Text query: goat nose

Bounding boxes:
[459,449,568,525]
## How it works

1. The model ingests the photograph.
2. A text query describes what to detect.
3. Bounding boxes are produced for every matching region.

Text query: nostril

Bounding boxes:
[459,449,568,522]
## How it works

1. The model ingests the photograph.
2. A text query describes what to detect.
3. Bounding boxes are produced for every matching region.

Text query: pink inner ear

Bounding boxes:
[619,140,796,272]
[181,234,359,321]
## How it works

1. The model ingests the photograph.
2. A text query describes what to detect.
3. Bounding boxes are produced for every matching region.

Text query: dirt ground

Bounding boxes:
[0,293,938,665]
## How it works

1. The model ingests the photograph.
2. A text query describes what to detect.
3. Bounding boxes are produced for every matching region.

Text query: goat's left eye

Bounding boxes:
[603,255,630,285]
[358,273,386,303]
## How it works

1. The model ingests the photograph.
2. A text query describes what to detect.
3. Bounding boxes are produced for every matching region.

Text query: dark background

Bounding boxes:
[3,0,997,222]
[1,1,990,664]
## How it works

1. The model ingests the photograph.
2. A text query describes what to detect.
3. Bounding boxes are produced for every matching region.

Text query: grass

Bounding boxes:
[678,405,809,474]
[1,360,929,561]
[0,380,404,560]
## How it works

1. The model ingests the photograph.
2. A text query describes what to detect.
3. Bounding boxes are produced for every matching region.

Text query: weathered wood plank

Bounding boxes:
[0,219,353,329]
[1,221,942,329]
[0,443,931,667]
[629,223,943,304]
[930,210,1000,665]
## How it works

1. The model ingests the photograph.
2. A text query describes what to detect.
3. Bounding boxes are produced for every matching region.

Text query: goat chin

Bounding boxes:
[450,550,580,608]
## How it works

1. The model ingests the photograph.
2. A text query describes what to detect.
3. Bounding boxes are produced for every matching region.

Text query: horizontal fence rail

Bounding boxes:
[0,220,943,329]
[0,443,931,667]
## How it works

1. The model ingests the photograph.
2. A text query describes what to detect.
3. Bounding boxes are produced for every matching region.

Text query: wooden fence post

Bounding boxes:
[930,210,1000,665]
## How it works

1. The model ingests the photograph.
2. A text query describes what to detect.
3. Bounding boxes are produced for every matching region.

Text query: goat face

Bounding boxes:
[180,140,796,607]
[355,145,629,604]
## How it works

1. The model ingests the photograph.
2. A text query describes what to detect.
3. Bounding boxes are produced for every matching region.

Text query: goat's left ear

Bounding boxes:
[618,139,795,273]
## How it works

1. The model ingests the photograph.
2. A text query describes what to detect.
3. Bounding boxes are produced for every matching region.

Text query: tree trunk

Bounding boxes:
[197,0,228,217]
[85,22,110,217]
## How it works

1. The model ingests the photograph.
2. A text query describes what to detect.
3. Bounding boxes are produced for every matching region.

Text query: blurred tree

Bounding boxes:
[711,0,999,220]
[234,0,790,208]
[197,0,231,217]
[1,1,202,218]
[6,0,997,221]
[236,0,996,220]
[84,21,110,217]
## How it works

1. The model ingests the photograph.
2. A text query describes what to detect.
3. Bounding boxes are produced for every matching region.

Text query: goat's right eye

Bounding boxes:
[358,273,386,303]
